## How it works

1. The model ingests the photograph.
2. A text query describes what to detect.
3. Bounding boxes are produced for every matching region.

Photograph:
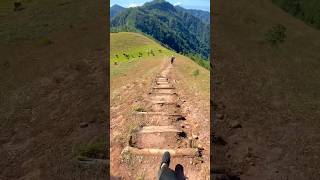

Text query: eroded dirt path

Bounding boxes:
[111,58,209,179]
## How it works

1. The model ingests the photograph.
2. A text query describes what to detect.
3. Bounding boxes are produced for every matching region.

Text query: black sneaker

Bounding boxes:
[160,151,171,169]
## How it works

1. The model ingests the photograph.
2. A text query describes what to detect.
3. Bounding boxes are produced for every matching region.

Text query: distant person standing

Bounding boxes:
[170,55,175,64]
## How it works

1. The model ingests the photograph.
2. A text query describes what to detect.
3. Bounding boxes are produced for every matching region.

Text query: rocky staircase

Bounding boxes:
[122,72,202,158]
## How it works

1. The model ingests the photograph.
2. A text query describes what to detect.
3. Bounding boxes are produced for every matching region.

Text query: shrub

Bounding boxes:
[133,106,144,112]
[192,69,200,76]
[187,53,210,70]
[73,143,105,160]
[37,37,53,46]
[265,24,287,45]
[150,50,155,56]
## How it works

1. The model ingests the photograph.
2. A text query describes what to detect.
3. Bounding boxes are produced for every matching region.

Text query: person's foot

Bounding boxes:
[175,164,186,180]
[160,151,171,169]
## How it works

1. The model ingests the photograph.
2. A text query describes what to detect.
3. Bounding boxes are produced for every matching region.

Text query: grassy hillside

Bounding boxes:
[110,32,171,63]
[213,0,320,179]
[110,32,172,84]
[0,0,107,179]
[110,32,209,93]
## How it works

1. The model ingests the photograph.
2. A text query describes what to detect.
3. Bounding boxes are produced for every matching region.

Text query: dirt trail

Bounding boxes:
[115,60,209,179]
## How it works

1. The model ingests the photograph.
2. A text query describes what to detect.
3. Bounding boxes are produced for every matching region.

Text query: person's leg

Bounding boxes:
[158,151,177,180]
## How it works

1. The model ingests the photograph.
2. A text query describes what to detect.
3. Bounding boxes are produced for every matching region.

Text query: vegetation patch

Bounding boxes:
[37,37,53,46]
[187,53,210,70]
[121,151,134,165]
[265,24,287,46]
[73,143,105,160]
[272,0,320,29]
[192,69,200,77]
[133,106,145,112]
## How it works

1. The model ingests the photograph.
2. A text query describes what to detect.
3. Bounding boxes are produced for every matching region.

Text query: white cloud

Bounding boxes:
[128,3,142,8]
[174,2,181,6]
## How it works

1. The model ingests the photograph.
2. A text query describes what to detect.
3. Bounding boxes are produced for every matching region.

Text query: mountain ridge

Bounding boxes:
[110,0,210,59]
[110,4,126,19]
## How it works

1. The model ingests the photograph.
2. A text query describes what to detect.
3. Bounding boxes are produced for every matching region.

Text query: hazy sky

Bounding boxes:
[110,0,210,12]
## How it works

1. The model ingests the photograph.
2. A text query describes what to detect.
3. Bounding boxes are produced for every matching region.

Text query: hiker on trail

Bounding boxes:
[158,151,186,180]
[170,55,175,64]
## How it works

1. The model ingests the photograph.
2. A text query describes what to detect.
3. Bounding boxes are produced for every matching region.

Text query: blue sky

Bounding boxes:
[110,0,210,12]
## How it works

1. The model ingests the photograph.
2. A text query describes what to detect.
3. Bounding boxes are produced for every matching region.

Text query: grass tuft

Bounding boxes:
[265,24,287,46]
[73,143,105,160]
[192,69,200,77]
[133,106,145,112]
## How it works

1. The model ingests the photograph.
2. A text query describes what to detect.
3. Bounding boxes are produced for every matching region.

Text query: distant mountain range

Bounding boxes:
[110,4,126,19]
[110,0,210,59]
[175,6,210,24]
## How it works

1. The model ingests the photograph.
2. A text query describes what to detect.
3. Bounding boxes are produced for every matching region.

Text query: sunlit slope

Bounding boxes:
[110,32,209,96]
[110,32,170,62]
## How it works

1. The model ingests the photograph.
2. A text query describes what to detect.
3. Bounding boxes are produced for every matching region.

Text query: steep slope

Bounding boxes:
[0,0,107,179]
[110,4,126,19]
[110,32,210,179]
[111,0,210,59]
[175,6,210,24]
[213,0,320,179]
[272,0,320,29]
[110,32,172,90]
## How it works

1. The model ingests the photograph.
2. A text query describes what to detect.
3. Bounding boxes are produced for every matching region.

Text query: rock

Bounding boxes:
[80,122,88,128]
[197,145,204,150]
[176,116,186,121]
[230,121,242,129]
[192,134,199,139]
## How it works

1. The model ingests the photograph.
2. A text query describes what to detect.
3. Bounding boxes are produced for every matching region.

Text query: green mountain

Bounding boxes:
[272,0,320,29]
[110,4,126,19]
[110,0,210,59]
[175,6,210,24]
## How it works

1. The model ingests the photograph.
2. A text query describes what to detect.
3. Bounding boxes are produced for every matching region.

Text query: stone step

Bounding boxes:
[150,100,176,105]
[153,86,175,89]
[149,92,177,96]
[156,78,168,81]
[121,146,200,157]
[154,84,174,88]
[134,112,181,116]
[138,126,182,134]
[156,81,170,85]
